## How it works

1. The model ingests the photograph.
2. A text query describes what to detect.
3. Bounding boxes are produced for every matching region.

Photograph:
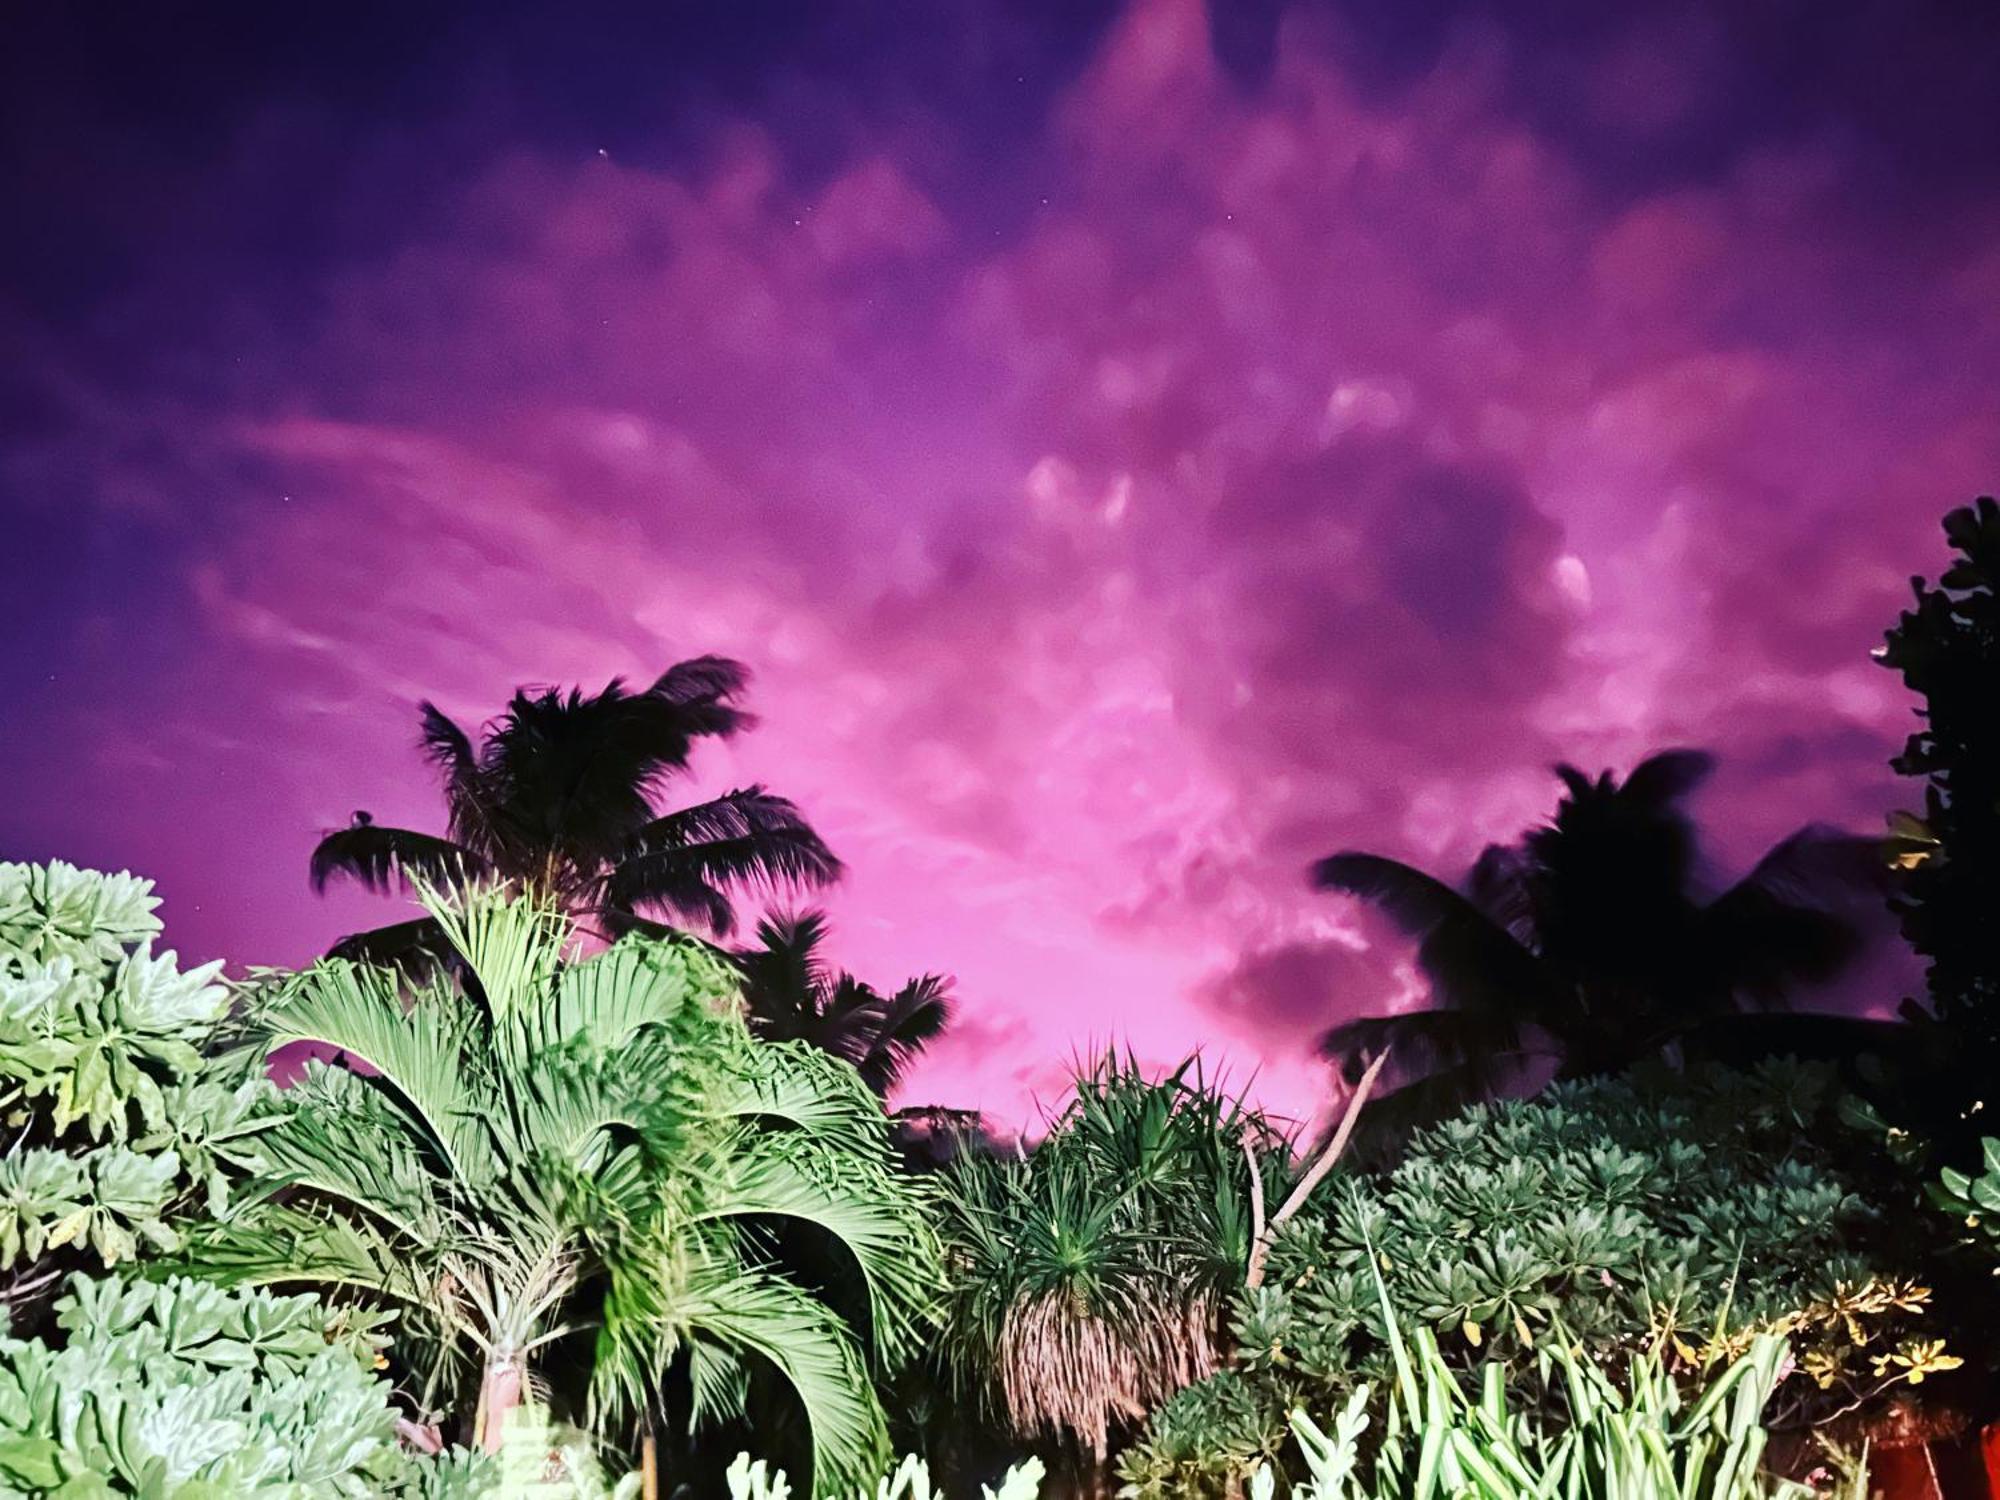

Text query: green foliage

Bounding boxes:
[1120,1063,1934,1495]
[1873,496,2000,1175]
[188,885,942,1495]
[0,862,277,1288]
[1880,496,2000,1048]
[484,1404,638,1499]
[0,1273,490,1498]
[938,1054,1292,1456]
[1929,1137,2000,1288]
[1238,1333,1858,1500]
[722,1449,1046,1500]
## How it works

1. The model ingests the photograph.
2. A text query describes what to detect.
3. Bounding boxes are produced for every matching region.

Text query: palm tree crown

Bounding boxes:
[1314,749,1879,1125]
[310,658,841,962]
[734,911,953,1099]
[188,884,940,1492]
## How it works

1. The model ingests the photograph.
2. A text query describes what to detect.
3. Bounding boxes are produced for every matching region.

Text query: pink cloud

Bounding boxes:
[11,0,1999,1130]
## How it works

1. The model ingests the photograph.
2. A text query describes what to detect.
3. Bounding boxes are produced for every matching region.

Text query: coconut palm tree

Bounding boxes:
[734,911,953,1099]
[308,659,841,964]
[185,884,940,1494]
[1313,748,1882,1130]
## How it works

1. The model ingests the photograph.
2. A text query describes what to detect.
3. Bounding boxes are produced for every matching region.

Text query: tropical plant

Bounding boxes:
[1120,1062,1940,1495]
[723,1449,1046,1500]
[1867,495,2000,1168]
[485,1403,640,1499]
[1313,748,1880,1128]
[307,659,841,963]
[735,911,952,1098]
[938,1055,1293,1461]
[0,861,278,1306]
[1228,1331,1863,1500]
[0,1272,491,1498]
[184,884,941,1495]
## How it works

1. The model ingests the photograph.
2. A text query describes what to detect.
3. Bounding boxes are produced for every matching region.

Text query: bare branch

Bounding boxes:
[1246,1048,1390,1289]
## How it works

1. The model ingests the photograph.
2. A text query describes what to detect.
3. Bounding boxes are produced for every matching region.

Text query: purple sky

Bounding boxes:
[5,0,1998,1128]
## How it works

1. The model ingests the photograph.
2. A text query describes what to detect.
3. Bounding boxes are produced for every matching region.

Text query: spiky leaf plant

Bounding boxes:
[939,1055,1293,1459]
[1239,1331,1860,1500]
[184,884,942,1495]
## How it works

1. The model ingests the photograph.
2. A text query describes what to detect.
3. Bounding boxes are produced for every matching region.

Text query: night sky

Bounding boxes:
[5,0,1998,1127]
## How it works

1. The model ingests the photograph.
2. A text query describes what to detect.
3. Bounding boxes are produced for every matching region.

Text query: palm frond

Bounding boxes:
[1703,826,1879,1007]
[534,935,737,1055]
[849,974,953,1097]
[611,791,843,939]
[598,1261,892,1497]
[261,960,496,1191]
[1313,852,1553,1022]
[252,1060,451,1248]
[737,909,837,1035]
[419,701,494,853]
[647,655,752,708]
[708,1040,895,1158]
[1619,747,1718,807]
[309,823,487,895]
[324,915,454,972]
[1318,1007,1527,1090]
[694,1130,942,1368]
[420,877,568,1022]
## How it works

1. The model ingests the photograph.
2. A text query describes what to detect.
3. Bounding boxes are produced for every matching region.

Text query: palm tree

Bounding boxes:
[309,659,841,963]
[734,911,953,1099]
[186,884,940,1493]
[1313,749,1881,1129]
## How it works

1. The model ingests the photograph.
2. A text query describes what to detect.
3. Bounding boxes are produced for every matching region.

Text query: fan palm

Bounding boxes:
[1313,748,1880,1128]
[309,659,841,963]
[185,884,941,1494]
[735,911,953,1099]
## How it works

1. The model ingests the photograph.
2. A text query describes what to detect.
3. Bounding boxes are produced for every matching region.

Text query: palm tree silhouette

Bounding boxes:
[1313,749,1881,1128]
[310,658,840,962]
[734,909,953,1098]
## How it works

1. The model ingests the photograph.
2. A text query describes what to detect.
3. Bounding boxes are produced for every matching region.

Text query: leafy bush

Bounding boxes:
[0,1273,489,1497]
[0,862,277,1295]
[1120,1063,1936,1494]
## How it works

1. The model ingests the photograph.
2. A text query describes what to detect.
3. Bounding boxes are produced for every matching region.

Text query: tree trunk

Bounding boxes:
[474,1353,525,1454]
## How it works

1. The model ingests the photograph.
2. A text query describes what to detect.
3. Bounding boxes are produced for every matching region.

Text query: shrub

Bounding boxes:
[0,1273,489,1497]
[1244,1331,1863,1500]
[1120,1062,1937,1493]
[0,862,277,1300]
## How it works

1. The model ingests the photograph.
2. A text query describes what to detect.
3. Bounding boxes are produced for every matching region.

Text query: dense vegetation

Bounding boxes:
[12,498,2000,1495]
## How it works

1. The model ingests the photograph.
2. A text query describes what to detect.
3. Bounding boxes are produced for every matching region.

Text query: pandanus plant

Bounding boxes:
[186,884,942,1494]
[939,1056,1294,1461]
